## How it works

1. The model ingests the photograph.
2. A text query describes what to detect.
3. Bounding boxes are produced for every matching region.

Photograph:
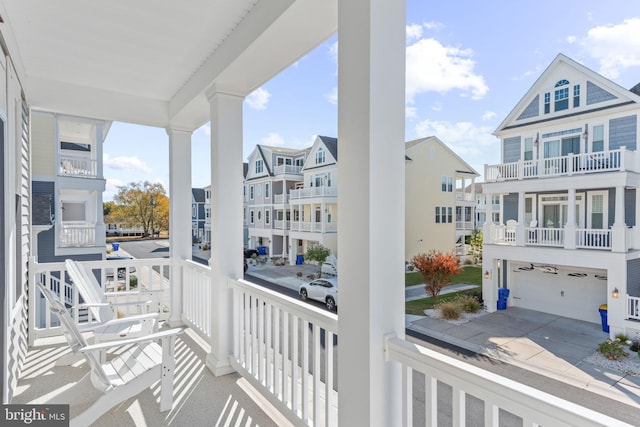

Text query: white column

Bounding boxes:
[338,1,405,426]
[565,188,576,249]
[167,128,192,327]
[206,86,244,376]
[95,122,106,249]
[612,186,626,252]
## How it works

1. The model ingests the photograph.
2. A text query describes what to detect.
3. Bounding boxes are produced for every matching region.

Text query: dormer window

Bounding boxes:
[256,159,263,173]
[554,80,569,112]
[316,148,325,164]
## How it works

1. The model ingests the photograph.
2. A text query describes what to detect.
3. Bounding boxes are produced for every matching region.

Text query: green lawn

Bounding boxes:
[405,266,483,316]
[405,265,482,287]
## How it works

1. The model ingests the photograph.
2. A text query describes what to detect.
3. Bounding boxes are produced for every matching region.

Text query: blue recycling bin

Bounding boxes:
[258,246,267,255]
[111,243,119,251]
[296,255,304,265]
[497,288,510,310]
[599,304,609,333]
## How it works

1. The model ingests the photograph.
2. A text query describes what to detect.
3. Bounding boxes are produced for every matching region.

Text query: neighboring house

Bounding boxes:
[32,111,110,263]
[191,188,206,243]
[289,136,338,262]
[405,136,479,261]
[245,144,310,259]
[203,185,212,246]
[473,184,501,228]
[482,53,640,334]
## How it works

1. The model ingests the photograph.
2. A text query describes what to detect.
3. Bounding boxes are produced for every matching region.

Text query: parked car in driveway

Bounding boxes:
[244,248,259,258]
[299,277,338,311]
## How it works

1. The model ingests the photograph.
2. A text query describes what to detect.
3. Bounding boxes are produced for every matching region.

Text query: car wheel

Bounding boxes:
[326,296,335,311]
[300,289,308,300]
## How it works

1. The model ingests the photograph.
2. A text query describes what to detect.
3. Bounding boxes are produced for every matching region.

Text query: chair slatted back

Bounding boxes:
[65,259,114,323]
[36,283,111,387]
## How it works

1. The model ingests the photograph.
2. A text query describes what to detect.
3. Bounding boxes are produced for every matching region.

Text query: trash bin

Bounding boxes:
[598,304,609,333]
[497,288,510,310]
[296,255,304,265]
[258,246,267,255]
[111,243,119,251]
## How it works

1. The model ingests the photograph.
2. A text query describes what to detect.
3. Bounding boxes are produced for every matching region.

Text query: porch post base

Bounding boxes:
[166,316,185,328]
[205,353,235,377]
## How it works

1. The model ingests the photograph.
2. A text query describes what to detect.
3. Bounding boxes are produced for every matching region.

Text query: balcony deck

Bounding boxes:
[12,328,289,427]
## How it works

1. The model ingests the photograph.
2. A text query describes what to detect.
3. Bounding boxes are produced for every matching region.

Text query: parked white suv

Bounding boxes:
[299,277,338,311]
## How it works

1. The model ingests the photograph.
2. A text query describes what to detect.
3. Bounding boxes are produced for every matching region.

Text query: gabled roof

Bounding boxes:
[192,188,206,203]
[318,136,338,161]
[405,136,479,176]
[495,53,640,134]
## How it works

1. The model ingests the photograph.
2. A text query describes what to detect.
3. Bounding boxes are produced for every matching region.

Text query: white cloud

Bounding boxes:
[261,132,285,146]
[406,24,423,42]
[104,178,125,201]
[328,41,338,63]
[325,87,338,105]
[103,153,151,174]
[406,38,488,103]
[482,111,496,121]
[413,119,499,167]
[423,21,444,31]
[245,87,271,110]
[582,18,640,79]
[566,35,577,44]
[406,106,417,119]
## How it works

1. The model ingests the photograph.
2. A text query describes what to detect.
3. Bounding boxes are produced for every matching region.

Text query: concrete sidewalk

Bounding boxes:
[407,307,640,410]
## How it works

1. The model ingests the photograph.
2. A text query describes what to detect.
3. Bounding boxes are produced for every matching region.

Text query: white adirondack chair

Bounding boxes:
[62,259,160,364]
[37,283,182,427]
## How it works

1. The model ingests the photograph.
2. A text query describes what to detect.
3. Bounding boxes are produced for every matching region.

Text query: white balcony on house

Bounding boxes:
[290,186,337,200]
[274,193,290,204]
[58,221,97,247]
[59,154,98,178]
[290,221,337,233]
[273,164,303,175]
[484,148,634,182]
[485,222,630,251]
[274,219,290,230]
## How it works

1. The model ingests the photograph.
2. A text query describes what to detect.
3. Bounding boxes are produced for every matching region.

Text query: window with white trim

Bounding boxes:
[441,176,453,192]
[265,183,270,198]
[316,147,325,164]
[250,185,254,200]
[592,125,605,152]
[256,159,263,173]
[265,209,270,224]
[588,191,608,229]
[250,209,254,224]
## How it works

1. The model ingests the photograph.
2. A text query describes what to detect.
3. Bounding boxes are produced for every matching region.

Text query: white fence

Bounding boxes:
[576,229,612,249]
[290,187,337,199]
[229,278,338,426]
[485,148,627,182]
[59,154,97,177]
[182,260,212,340]
[525,227,565,247]
[385,334,632,427]
[30,258,170,342]
[60,221,96,247]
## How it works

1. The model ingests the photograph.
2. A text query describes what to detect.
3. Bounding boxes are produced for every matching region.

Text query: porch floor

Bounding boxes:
[12,326,292,427]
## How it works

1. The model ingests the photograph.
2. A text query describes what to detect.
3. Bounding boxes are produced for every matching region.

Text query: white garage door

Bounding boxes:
[509,263,606,324]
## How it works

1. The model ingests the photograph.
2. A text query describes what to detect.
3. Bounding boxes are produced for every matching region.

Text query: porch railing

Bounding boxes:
[628,295,640,320]
[229,278,338,427]
[274,220,290,230]
[526,227,565,247]
[274,165,303,175]
[576,228,611,249]
[385,335,629,427]
[485,148,628,182]
[290,187,337,199]
[30,258,171,342]
[182,259,212,340]
[59,154,97,177]
[291,221,337,233]
[274,193,290,204]
[59,221,96,247]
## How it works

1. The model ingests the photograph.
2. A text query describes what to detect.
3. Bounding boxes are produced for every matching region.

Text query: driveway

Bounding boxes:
[407,307,640,409]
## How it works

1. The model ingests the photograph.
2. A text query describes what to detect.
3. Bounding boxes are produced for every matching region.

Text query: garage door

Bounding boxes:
[509,263,606,324]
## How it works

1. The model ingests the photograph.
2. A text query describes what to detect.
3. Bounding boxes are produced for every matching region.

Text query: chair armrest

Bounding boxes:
[79,328,183,353]
[104,289,164,297]
[76,302,110,309]
[76,312,159,332]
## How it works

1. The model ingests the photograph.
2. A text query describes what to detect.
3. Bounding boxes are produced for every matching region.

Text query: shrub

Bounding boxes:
[437,301,462,320]
[630,339,640,352]
[615,333,630,342]
[129,275,138,288]
[454,294,481,313]
[464,258,473,265]
[598,339,629,360]
[466,289,484,304]
[296,271,303,278]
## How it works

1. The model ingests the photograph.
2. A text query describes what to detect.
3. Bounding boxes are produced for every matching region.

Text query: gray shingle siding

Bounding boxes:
[516,95,539,120]
[503,137,521,163]
[503,193,518,222]
[609,115,637,151]
[627,259,640,297]
[35,228,102,263]
[33,181,54,225]
[586,81,617,105]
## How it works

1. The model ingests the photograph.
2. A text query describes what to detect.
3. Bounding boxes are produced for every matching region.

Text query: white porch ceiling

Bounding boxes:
[0,0,337,130]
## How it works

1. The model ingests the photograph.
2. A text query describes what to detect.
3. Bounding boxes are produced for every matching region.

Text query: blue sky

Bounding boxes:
[103,1,640,200]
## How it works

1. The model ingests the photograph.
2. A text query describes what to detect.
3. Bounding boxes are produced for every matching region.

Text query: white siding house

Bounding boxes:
[483,53,640,332]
